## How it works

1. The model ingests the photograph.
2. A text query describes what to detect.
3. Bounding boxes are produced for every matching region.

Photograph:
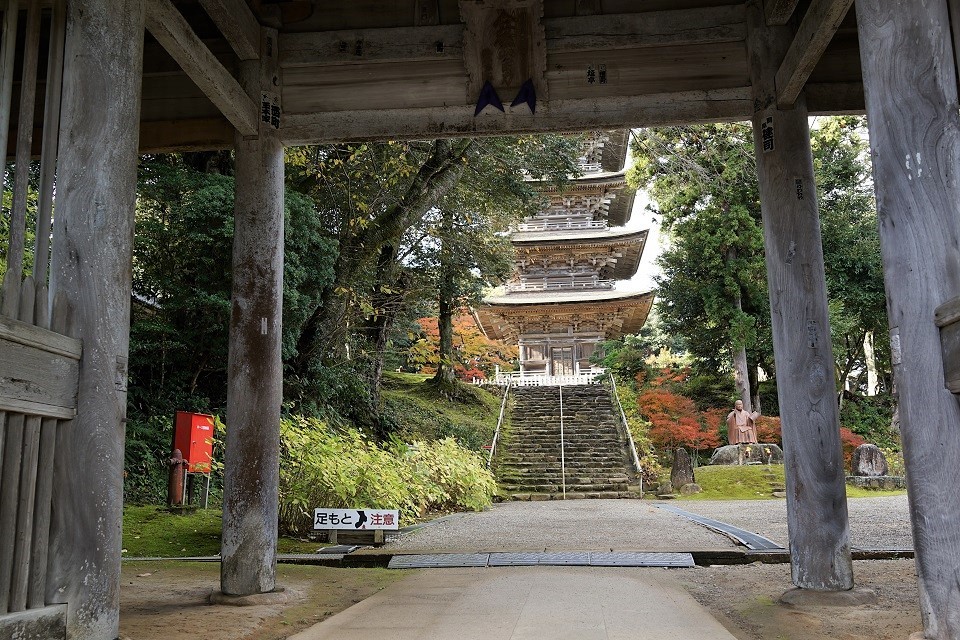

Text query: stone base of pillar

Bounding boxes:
[209,588,292,607]
[779,587,877,607]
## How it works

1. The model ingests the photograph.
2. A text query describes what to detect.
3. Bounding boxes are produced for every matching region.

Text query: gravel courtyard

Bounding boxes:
[388,495,912,552]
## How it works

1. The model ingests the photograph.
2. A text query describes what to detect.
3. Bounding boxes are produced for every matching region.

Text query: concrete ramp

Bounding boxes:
[290,566,738,640]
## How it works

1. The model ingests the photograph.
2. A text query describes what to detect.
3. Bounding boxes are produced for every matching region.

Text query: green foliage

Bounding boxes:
[278,416,496,535]
[126,155,338,502]
[611,379,664,486]
[379,372,500,451]
[595,336,653,381]
[0,163,40,282]
[682,373,736,411]
[282,136,583,412]
[839,393,897,448]
[630,117,891,409]
[630,124,771,381]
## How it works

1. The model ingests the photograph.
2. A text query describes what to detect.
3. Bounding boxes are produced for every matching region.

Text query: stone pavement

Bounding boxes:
[289,566,738,640]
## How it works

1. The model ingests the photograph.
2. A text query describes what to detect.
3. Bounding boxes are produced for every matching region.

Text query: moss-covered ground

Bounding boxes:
[678,464,906,501]
[380,372,503,451]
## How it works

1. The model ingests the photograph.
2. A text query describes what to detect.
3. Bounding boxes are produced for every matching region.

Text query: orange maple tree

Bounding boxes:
[639,388,722,452]
[408,313,517,381]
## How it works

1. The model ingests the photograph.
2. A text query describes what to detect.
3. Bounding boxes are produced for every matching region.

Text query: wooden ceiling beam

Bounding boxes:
[545,5,746,51]
[198,0,261,61]
[280,89,753,144]
[775,0,854,108]
[145,0,258,136]
[280,25,464,67]
[764,0,801,25]
[279,7,747,69]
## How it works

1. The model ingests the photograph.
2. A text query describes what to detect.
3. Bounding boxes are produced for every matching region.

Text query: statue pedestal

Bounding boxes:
[709,443,784,466]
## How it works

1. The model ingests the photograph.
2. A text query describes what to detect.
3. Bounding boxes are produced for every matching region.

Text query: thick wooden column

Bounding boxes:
[45,0,145,637]
[746,0,853,591]
[855,1,960,636]
[220,27,285,596]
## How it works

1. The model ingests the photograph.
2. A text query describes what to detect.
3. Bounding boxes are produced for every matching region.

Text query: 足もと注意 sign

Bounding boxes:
[313,508,399,530]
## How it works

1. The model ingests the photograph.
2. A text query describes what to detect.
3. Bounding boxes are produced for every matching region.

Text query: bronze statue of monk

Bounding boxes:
[726,400,760,445]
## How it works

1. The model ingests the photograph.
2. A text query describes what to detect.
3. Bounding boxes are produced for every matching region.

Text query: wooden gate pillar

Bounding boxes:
[45,0,145,637]
[746,1,854,591]
[855,1,960,636]
[220,27,285,596]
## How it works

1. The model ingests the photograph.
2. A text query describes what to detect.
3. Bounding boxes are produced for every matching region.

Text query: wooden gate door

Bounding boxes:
[0,2,75,637]
[550,347,575,376]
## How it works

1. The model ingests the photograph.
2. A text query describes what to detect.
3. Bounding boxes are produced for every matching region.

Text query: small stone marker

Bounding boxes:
[851,444,889,477]
[671,448,696,490]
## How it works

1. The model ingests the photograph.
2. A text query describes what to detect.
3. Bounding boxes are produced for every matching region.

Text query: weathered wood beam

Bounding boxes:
[280,7,748,69]
[765,0,801,25]
[747,0,854,592]
[139,117,234,152]
[935,297,960,393]
[775,0,854,108]
[220,25,284,597]
[281,89,753,144]
[544,6,746,51]
[145,0,258,136]
[198,0,260,61]
[856,0,960,635]
[804,81,864,114]
[280,25,463,67]
[46,0,144,637]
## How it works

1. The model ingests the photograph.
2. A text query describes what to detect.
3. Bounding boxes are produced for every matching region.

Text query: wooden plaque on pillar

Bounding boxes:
[935,296,960,394]
[459,0,548,104]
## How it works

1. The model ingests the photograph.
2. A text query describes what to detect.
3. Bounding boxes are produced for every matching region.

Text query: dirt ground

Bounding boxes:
[679,559,923,640]
[118,562,405,640]
[120,559,922,640]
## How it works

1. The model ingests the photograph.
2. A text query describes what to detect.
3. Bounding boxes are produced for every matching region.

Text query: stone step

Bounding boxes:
[507,490,640,501]
[500,482,631,493]
[500,477,631,485]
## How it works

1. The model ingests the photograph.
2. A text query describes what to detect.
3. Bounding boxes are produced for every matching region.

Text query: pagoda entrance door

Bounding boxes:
[550,346,575,375]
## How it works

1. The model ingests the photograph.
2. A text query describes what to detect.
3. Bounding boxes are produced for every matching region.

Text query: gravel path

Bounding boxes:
[388,495,913,552]
[389,500,738,552]
[677,494,912,550]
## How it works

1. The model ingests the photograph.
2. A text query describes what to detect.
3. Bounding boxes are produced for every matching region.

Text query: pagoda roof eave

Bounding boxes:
[511,227,648,247]
[475,290,655,342]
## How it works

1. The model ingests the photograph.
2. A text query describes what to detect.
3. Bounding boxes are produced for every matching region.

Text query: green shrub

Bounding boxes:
[278,416,496,535]
[611,380,664,486]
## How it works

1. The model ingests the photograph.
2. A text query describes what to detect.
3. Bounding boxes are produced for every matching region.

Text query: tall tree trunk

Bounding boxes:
[732,343,752,412]
[434,274,456,387]
[367,244,404,419]
[433,208,457,388]
[727,248,752,412]
[747,356,761,415]
[863,331,878,396]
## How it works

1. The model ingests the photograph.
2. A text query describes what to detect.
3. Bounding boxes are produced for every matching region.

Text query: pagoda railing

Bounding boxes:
[505,279,615,293]
[480,368,606,387]
[515,219,607,232]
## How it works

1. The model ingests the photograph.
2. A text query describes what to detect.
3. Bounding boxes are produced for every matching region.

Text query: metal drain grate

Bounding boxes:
[656,504,784,551]
[588,552,694,567]
[388,551,694,569]
[389,553,490,569]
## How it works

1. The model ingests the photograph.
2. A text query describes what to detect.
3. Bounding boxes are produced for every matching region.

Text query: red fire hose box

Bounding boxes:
[173,411,215,473]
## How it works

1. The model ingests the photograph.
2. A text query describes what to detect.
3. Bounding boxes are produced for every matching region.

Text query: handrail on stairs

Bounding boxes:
[608,374,644,495]
[559,384,566,500]
[487,378,512,469]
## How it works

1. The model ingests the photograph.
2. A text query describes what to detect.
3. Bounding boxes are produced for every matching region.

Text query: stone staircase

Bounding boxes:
[494,385,640,501]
